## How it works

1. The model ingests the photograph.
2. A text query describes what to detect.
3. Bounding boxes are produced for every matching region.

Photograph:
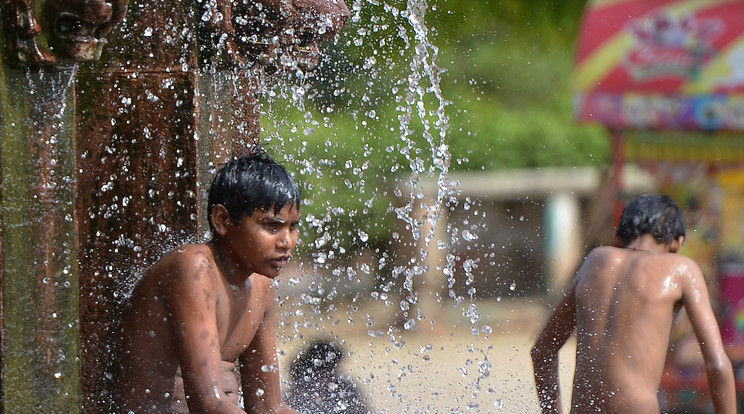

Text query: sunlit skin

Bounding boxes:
[531,233,736,414]
[116,203,301,414]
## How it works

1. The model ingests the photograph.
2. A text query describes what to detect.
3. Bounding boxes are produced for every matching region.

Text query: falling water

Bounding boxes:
[1,65,81,409]
[256,0,499,411]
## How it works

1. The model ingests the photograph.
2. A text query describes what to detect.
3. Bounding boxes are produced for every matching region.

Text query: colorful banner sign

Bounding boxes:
[574,0,744,131]
[624,131,744,162]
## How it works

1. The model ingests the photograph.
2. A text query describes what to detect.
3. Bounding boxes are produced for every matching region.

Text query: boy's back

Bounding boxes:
[571,245,703,412]
[532,194,735,414]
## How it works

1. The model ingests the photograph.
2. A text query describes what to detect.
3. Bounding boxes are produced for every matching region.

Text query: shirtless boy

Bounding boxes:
[116,149,301,413]
[531,194,736,413]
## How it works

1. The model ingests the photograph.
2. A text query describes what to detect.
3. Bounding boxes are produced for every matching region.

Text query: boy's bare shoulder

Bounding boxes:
[588,245,619,255]
[584,245,624,262]
[160,243,214,264]
[150,243,218,279]
[588,246,695,263]
[637,250,699,272]
[663,253,702,278]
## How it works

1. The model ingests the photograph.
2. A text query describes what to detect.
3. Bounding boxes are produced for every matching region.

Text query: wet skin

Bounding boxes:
[532,234,736,414]
[116,203,301,413]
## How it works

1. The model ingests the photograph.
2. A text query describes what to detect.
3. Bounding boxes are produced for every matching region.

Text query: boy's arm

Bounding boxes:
[240,282,299,414]
[167,255,246,414]
[681,260,736,414]
[531,278,578,414]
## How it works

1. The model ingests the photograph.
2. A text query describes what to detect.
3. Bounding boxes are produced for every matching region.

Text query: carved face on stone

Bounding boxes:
[199,0,348,72]
[228,0,295,66]
[271,0,349,73]
[42,0,128,62]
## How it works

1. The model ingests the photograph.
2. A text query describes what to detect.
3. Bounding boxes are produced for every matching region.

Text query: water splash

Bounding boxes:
[256,0,506,411]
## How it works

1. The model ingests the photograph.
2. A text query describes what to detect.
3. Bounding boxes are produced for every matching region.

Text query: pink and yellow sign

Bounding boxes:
[574,0,744,131]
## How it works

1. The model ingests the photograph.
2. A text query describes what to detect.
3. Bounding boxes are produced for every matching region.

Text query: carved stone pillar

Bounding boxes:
[0,70,80,411]
[0,0,348,411]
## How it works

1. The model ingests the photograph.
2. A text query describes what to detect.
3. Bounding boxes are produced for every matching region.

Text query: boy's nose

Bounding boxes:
[278,232,293,249]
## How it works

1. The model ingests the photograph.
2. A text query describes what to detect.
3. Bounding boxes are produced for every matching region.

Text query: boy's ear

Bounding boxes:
[210,204,233,237]
[669,235,685,253]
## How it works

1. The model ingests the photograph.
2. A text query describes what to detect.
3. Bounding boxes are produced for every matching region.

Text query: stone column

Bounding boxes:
[75,0,254,408]
[0,69,81,412]
[1,0,348,411]
[0,0,249,411]
[544,193,582,295]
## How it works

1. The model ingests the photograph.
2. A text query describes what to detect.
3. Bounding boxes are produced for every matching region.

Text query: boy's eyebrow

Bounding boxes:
[260,216,285,224]
[260,216,301,225]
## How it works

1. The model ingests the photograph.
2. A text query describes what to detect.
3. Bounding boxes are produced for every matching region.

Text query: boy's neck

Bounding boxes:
[625,234,672,254]
[209,240,253,287]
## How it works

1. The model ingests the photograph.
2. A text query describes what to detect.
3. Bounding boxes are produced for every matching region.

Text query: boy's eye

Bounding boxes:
[261,219,299,234]
[262,221,282,233]
[263,222,283,233]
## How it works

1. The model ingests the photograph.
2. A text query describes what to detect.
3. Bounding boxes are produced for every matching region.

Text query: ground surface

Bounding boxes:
[276,299,577,413]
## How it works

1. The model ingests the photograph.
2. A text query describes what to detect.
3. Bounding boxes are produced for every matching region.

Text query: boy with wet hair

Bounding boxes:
[532,193,736,413]
[116,148,301,413]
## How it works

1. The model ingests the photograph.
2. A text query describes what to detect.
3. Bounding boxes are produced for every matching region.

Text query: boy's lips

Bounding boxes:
[269,256,290,269]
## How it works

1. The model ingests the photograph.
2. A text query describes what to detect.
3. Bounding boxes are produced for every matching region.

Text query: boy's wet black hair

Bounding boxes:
[616,193,686,247]
[207,147,300,232]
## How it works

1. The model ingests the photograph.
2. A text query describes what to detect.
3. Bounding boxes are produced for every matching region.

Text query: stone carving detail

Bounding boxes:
[3,0,55,65]
[2,0,129,66]
[199,0,292,68]
[199,0,349,72]
[278,0,349,73]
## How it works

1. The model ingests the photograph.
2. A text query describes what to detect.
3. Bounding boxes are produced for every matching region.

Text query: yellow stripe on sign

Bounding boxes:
[574,34,634,92]
[667,0,743,15]
[588,0,643,8]
[683,35,744,94]
[574,0,742,93]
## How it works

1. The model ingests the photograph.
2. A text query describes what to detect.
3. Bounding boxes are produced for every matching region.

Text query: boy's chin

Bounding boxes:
[257,267,283,279]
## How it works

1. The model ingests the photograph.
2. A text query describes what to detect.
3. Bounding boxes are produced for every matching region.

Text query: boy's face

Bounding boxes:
[222,203,301,278]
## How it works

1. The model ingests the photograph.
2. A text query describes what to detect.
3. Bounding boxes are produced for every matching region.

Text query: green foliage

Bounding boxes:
[447,98,608,170]
[261,99,407,257]
[427,0,589,51]
[431,0,608,171]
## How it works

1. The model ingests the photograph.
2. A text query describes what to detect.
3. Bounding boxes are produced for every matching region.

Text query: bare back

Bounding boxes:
[115,243,274,413]
[533,204,735,414]
[571,246,695,412]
